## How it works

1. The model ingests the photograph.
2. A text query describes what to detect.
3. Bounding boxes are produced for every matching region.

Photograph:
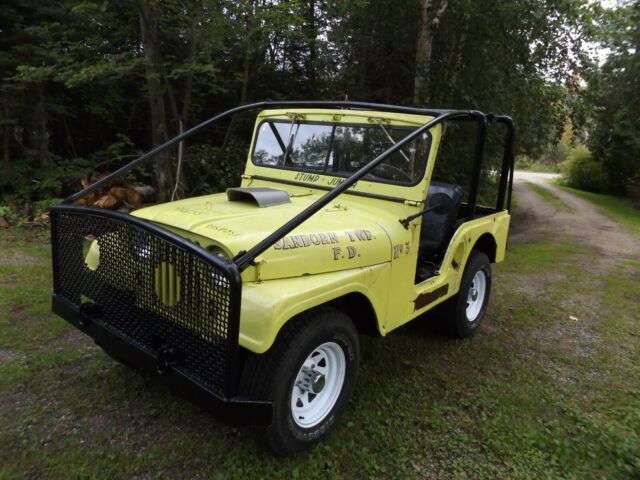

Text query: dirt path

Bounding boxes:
[510,171,640,261]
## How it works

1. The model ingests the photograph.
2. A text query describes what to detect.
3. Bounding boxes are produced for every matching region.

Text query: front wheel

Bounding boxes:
[443,250,492,338]
[241,308,360,456]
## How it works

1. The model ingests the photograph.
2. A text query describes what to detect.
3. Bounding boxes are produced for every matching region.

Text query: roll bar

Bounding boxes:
[60,101,514,272]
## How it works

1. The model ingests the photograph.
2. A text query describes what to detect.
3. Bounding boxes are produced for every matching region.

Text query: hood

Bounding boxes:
[132,189,393,280]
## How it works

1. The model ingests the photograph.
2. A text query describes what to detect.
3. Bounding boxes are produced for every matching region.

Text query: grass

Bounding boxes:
[1,226,639,479]
[557,185,640,233]
[525,181,572,211]
[514,162,560,174]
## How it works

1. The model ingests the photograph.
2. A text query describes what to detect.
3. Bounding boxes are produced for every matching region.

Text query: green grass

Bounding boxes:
[525,181,572,211]
[557,185,640,233]
[514,163,560,174]
[1,227,639,479]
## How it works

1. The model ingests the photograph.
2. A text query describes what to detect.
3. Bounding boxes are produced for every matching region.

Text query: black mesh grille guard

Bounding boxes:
[50,205,242,397]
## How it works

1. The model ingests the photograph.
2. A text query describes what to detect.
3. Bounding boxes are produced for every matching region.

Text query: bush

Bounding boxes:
[559,147,608,193]
[515,155,532,170]
[514,154,562,173]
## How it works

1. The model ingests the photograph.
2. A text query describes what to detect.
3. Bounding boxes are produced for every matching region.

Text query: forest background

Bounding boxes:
[1,0,638,221]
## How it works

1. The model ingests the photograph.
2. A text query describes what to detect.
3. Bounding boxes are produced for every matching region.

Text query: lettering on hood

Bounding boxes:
[274,232,339,250]
[273,229,376,251]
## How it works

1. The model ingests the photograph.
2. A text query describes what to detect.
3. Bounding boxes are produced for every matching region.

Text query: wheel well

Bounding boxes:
[327,293,380,336]
[236,293,379,389]
[473,233,497,262]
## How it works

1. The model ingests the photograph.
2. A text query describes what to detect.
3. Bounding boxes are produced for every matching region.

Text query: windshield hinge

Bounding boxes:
[404,199,422,207]
[253,257,265,283]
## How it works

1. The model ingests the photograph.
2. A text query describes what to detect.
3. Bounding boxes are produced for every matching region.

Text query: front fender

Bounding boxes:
[238,262,390,353]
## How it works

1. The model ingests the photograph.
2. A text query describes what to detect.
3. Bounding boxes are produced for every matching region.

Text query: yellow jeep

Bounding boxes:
[50,101,514,455]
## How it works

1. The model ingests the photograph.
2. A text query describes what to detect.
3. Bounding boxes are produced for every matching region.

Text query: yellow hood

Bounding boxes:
[131,190,394,280]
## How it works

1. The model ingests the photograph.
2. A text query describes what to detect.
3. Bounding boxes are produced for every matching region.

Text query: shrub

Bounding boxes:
[559,146,608,193]
[515,155,532,170]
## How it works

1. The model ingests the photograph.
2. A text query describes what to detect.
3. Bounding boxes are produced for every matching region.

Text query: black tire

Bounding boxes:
[240,307,360,456]
[443,250,492,338]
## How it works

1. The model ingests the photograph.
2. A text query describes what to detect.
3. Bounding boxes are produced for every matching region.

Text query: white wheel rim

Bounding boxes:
[466,270,487,322]
[290,342,346,428]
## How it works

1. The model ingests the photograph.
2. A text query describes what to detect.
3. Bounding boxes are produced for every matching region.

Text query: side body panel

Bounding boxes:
[384,211,510,333]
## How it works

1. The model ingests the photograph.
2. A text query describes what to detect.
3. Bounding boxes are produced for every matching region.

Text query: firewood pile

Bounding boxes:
[73,173,155,213]
[0,172,155,228]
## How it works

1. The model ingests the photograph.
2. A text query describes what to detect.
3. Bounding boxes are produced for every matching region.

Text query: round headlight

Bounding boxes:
[207,246,230,263]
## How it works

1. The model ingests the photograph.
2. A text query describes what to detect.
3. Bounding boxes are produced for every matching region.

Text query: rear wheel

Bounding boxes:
[443,250,492,338]
[241,308,360,456]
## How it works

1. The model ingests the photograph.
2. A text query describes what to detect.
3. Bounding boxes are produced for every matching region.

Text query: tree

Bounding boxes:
[586,0,640,195]
[0,0,607,207]
[413,0,448,105]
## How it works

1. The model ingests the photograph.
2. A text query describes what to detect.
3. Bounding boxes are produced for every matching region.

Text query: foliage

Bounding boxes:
[584,0,640,195]
[559,146,608,193]
[0,205,25,225]
[182,143,249,197]
[0,0,627,205]
[515,155,561,173]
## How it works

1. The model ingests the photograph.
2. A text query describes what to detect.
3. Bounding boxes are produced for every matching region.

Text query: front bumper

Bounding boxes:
[53,294,272,425]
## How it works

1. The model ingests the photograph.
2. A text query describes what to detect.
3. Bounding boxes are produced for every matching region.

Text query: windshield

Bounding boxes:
[252,120,430,185]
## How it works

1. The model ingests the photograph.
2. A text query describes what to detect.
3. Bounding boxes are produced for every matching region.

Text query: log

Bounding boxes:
[94,194,120,209]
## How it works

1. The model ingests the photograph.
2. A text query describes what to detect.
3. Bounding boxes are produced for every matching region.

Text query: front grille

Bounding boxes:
[50,206,242,396]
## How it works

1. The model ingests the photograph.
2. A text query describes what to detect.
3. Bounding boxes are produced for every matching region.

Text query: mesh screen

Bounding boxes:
[51,207,240,396]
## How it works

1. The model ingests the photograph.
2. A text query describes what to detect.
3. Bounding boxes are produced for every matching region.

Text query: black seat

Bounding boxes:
[419,181,463,256]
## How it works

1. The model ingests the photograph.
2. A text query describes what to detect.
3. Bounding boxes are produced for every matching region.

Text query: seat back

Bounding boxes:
[419,181,463,256]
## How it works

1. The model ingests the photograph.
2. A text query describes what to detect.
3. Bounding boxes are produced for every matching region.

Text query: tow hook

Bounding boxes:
[156,345,181,375]
[78,302,102,326]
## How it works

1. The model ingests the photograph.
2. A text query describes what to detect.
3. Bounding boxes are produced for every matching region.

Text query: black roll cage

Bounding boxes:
[62,101,514,273]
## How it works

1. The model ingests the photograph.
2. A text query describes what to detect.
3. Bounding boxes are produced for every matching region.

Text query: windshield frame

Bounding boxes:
[249,119,432,188]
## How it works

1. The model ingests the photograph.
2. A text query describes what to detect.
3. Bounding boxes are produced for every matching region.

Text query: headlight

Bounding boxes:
[207,247,231,288]
[133,236,151,259]
[207,246,230,263]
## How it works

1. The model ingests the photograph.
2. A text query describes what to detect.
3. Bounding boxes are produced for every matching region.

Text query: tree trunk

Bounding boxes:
[34,84,50,167]
[222,4,255,151]
[181,15,199,128]
[305,0,317,94]
[2,102,10,188]
[138,0,173,203]
[414,0,448,105]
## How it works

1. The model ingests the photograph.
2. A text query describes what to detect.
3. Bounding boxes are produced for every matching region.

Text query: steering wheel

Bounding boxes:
[372,163,413,182]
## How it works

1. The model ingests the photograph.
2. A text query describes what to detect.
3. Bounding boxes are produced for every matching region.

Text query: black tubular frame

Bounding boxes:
[61,100,515,272]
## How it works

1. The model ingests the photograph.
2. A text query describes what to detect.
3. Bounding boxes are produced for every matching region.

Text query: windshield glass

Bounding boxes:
[252,120,430,185]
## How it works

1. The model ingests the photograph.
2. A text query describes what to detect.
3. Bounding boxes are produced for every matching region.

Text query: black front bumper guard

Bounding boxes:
[53,294,273,425]
[50,205,273,426]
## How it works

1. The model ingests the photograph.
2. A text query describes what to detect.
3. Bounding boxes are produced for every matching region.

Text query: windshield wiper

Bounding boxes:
[282,117,299,165]
[376,120,411,163]
[267,122,287,154]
